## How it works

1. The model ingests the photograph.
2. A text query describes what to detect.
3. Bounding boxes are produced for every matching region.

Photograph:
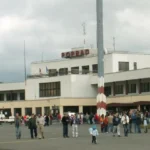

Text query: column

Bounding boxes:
[4,93,7,101]
[89,65,92,74]
[17,92,20,100]
[11,107,14,116]
[113,82,115,96]
[32,107,36,114]
[42,107,44,116]
[125,81,128,95]
[22,108,25,116]
[50,106,52,114]
[79,66,82,74]
[79,106,83,113]
[59,106,64,116]
[138,79,141,94]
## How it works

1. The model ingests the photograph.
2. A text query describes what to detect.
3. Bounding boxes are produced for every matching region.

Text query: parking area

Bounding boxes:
[0,123,149,150]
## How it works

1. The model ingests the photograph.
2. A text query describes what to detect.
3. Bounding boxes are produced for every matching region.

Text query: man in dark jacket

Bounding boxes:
[28,114,37,139]
[113,113,121,137]
[62,113,70,138]
[136,113,141,133]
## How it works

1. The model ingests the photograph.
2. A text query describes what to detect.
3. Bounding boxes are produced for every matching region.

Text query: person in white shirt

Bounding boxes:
[121,112,129,137]
[89,125,99,144]
[143,115,148,133]
[36,114,45,139]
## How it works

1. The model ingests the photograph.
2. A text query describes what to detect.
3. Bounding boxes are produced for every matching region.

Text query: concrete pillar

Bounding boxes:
[22,108,25,116]
[17,92,20,100]
[125,81,128,95]
[89,65,92,73]
[50,106,52,114]
[138,79,141,94]
[32,107,36,114]
[11,107,14,116]
[79,106,83,113]
[59,106,64,116]
[4,93,7,101]
[42,107,44,116]
[113,82,115,96]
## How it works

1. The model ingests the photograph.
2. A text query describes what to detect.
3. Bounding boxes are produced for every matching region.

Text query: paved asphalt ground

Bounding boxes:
[0,123,149,150]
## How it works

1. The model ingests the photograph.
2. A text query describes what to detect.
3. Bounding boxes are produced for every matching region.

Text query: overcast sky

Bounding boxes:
[0,0,150,82]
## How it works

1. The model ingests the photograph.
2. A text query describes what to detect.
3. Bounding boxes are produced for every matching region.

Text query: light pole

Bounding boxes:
[96,0,106,116]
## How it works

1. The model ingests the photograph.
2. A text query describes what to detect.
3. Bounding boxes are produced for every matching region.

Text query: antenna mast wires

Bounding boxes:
[82,22,86,49]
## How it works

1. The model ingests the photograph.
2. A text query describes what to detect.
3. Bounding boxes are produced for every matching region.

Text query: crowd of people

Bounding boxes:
[14,110,150,142]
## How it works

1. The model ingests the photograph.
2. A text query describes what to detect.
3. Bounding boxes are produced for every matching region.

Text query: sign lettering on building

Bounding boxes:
[61,49,90,58]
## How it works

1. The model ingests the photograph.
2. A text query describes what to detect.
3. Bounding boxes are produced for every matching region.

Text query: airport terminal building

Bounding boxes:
[0,48,150,117]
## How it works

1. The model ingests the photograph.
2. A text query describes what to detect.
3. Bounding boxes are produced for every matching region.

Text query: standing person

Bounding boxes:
[128,113,132,133]
[100,114,105,133]
[121,112,129,137]
[143,115,148,133]
[57,113,61,124]
[104,115,108,133]
[71,114,80,138]
[15,113,22,139]
[108,113,113,133]
[131,111,137,133]
[89,125,99,144]
[62,113,70,138]
[136,113,141,133]
[36,114,45,139]
[45,115,49,126]
[49,114,53,125]
[28,114,37,139]
[113,113,121,137]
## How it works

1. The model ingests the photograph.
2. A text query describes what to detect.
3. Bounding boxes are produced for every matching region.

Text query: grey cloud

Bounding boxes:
[0,0,150,82]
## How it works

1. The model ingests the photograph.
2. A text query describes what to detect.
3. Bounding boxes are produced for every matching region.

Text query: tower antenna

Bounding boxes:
[82,22,86,49]
[113,37,116,51]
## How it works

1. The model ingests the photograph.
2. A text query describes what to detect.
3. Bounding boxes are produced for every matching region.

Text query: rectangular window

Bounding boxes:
[71,67,79,74]
[59,68,68,76]
[115,85,124,94]
[12,93,17,100]
[133,62,137,70]
[128,84,136,93]
[118,62,129,71]
[39,82,61,97]
[0,94,4,101]
[49,69,57,77]
[141,82,150,92]
[6,93,11,101]
[20,92,25,100]
[92,64,98,73]
[104,86,111,96]
[82,66,89,74]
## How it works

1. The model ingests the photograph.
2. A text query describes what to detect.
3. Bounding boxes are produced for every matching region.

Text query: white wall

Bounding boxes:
[30,54,114,75]
[70,75,97,98]
[0,82,25,91]
[112,53,150,72]
[25,76,72,100]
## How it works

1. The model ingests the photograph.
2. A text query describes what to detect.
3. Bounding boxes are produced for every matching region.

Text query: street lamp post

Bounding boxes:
[96,0,106,116]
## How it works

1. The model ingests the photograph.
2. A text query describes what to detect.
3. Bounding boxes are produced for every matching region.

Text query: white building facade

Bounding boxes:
[0,48,150,116]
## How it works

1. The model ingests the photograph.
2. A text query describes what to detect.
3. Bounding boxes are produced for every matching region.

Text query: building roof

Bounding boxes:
[31,50,150,65]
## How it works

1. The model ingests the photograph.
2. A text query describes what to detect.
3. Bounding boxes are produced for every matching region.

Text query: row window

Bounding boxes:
[0,92,25,101]
[115,85,124,94]
[47,64,98,76]
[141,82,150,92]
[128,84,136,93]
[39,82,61,97]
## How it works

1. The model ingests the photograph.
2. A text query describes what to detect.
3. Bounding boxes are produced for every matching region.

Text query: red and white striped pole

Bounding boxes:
[96,0,106,116]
